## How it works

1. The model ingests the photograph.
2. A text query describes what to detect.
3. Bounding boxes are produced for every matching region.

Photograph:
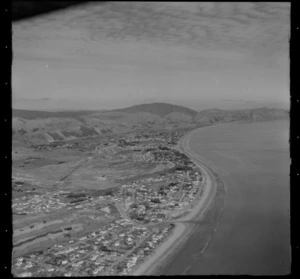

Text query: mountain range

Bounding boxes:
[13,102,289,145]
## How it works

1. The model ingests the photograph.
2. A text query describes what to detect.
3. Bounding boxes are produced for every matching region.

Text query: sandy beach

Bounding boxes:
[132,128,219,275]
[160,120,290,275]
[131,223,189,275]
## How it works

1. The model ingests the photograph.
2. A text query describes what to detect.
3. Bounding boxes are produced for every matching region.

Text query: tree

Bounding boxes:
[151,198,161,204]
[105,190,113,196]
[130,203,137,209]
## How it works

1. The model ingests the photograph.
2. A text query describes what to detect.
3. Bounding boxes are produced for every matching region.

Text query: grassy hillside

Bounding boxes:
[12,104,289,145]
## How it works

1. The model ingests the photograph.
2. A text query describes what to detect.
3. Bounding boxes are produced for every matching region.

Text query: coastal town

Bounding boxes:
[12,128,206,276]
[10,1,291,276]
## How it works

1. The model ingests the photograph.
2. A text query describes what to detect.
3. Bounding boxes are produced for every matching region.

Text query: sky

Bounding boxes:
[12,2,290,111]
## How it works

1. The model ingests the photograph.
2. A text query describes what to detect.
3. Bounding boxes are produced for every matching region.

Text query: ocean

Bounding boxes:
[160,120,290,275]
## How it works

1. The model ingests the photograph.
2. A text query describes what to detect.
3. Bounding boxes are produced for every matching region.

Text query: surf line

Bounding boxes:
[182,128,227,253]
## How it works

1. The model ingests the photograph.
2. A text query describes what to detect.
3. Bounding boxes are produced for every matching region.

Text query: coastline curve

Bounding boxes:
[132,127,227,275]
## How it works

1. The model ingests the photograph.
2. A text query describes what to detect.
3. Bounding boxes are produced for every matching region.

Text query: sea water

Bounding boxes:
[161,120,290,275]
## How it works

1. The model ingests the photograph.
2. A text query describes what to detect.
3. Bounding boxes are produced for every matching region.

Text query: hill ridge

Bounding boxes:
[110,102,198,118]
[12,103,289,145]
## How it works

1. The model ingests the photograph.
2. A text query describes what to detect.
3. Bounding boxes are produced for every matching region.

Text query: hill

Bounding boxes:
[111,102,198,118]
[12,104,289,145]
[194,107,289,124]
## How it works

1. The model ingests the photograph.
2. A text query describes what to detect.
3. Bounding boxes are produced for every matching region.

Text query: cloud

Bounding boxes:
[13,2,290,57]
[11,2,290,110]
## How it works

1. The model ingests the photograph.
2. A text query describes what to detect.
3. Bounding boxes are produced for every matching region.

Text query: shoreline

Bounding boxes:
[132,127,221,275]
[131,222,191,276]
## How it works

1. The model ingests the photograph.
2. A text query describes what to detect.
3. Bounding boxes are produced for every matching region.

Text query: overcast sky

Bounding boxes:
[12,2,290,111]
